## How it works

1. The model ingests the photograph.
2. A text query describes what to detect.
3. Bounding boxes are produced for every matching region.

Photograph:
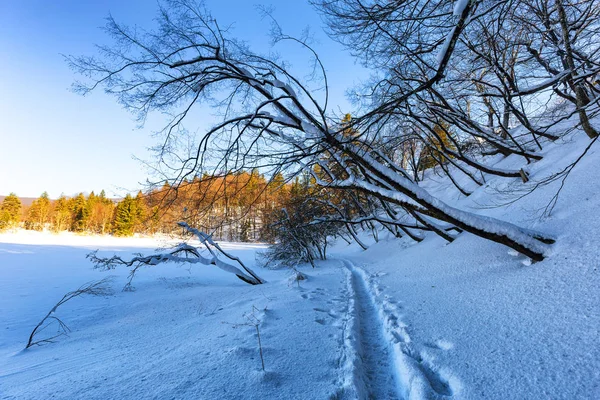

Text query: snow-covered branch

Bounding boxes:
[88,223,264,287]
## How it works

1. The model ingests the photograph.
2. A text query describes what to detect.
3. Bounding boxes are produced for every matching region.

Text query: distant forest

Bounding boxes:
[0,170,302,242]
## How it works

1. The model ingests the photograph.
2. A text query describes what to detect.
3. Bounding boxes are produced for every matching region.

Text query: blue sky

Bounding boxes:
[0,0,367,198]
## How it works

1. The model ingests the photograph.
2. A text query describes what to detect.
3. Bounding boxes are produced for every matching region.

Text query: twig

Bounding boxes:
[26,278,113,349]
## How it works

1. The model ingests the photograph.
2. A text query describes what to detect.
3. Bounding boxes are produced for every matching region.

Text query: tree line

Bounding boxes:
[0,190,136,236]
[0,171,324,241]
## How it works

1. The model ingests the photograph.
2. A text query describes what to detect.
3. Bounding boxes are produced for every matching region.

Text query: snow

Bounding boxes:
[332,122,600,398]
[437,27,457,67]
[301,119,321,139]
[270,114,297,128]
[239,67,255,79]
[0,232,352,399]
[436,1,469,67]
[512,70,572,96]
[344,144,551,258]
[271,79,297,98]
[2,115,600,398]
[453,0,470,16]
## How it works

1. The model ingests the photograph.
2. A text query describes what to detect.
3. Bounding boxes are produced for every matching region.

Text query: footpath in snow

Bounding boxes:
[345,259,401,399]
[337,259,458,400]
[334,121,600,399]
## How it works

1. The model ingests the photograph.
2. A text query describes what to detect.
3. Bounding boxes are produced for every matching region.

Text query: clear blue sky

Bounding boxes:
[0,0,367,199]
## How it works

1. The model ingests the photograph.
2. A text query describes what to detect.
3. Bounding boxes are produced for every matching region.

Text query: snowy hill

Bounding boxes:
[331,115,600,398]
[1,120,599,399]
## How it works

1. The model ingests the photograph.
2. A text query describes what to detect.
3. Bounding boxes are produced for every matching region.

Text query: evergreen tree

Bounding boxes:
[289,176,305,200]
[0,193,22,231]
[112,194,138,236]
[0,171,297,239]
[25,192,51,231]
[419,122,456,171]
[132,191,147,234]
[87,191,114,234]
[70,193,89,232]
[96,191,115,234]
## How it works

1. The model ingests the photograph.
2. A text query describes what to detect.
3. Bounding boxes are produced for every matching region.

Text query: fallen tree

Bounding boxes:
[88,222,264,287]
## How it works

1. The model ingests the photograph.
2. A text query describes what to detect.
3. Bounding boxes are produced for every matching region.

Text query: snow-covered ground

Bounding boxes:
[0,232,355,399]
[2,125,600,399]
[333,122,600,399]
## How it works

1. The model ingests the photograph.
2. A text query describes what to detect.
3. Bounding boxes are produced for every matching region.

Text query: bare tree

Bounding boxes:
[69,0,563,261]
[88,222,264,287]
[315,0,599,163]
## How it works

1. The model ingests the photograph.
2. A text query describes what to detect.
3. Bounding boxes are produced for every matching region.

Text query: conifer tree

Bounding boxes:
[132,191,147,234]
[270,173,287,199]
[0,193,22,231]
[419,122,456,171]
[87,191,114,234]
[25,192,51,231]
[70,193,89,232]
[95,190,115,234]
[112,194,138,236]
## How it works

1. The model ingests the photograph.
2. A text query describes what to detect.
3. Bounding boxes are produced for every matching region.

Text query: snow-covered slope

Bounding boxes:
[334,119,600,398]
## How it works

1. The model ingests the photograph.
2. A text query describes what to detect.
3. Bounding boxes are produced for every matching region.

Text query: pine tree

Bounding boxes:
[419,122,456,171]
[97,191,115,234]
[112,194,138,236]
[70,193,89,232]
[270,173,287,197]
[87,191,114,234]
[25,192,51,231]
[132,191,147,234]
[0,193,22,231]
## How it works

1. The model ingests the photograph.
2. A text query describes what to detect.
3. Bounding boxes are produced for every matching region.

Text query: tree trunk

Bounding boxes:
[333,144,554,261]
[557,0,598,139]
